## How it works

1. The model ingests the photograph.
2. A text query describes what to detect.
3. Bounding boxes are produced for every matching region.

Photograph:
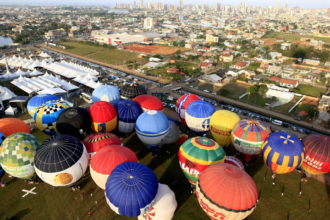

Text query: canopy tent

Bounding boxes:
[39,52,51,58]
[0,86,17,101]
[38,88,67,95]
[30,69,44,76]
[9,96,29,111]
[5,106,18,115]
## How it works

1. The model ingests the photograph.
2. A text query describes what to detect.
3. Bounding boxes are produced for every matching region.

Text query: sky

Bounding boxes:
[0,0,329,9]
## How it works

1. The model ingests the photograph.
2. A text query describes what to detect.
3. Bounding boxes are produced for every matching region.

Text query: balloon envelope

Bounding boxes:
[34,135,89,187]
[90,145,138,190]
[176,93,201,125]
[105,162,158,217]
[0,133,40,179]
[117,100,143,133]
[225,156,244,170]
[134,95,164,112]
[27,94,58,117]
[231,119,271,161]
[0,118,30,137]
[92,85,121,106]
[120,83,147,100]
[302,134,330,175]
[178,137,226,185]
[196,163,258,220]
[210,110,240,146]
[136,111,169,150]
[163,118,179,145]
[262,132,305,174]
[0,132,6,145]
[185,100,216,136]
[88,101,117,133]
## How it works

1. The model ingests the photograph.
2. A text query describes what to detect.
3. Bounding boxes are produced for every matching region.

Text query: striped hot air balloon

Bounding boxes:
[88,101,117,133]
[185,100,216,136]
[302,134,330,175]
[262,132,305,174]
[231,119,271,162]
[178,137,226,185]
[0,118,30,137]
[116,100,143,134]
[134,95,164,112]
[176,93,201,125]
[120,83,147,100]
[196,163,258,220]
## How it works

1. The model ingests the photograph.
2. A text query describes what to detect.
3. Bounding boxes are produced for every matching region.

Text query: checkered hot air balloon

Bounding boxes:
[231,119,271,162]
[262,132,305,174]
[88,101,117,133]
[34,100,71,136]
[27,94,59,117]
[0,133,41,179]
[176,93,201,125]
[178,137,226,185]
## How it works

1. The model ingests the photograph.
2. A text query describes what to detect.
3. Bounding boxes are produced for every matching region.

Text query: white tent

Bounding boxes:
[5,106,18,115]
[30,69,44,76]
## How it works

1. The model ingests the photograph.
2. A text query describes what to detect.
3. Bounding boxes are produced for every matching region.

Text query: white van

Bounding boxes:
[272,119,283,126]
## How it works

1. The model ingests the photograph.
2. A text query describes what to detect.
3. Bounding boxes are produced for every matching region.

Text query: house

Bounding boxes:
[254,74,268,81]
[276,37,285,42]
[226,70,239,77]
[280,78,299,88]
[267,66,282,75]
[203,74,222,83]
[256,67,267,73]
[282,69,294,77]
[319,93,330,110]
[303,59,320,66]
[281,43,291,50]
[149,57,162,62]
[266,89,294,103]
[167,67,179,74]
[199,62,213,71]
[230,61,249,70]
[239,70,256,78]
[143,62,164,69]
[220,54,234,62]
[137,61,149,67]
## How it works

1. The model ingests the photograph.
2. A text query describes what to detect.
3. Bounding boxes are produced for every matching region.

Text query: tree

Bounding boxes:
[175,49,181,55]
[247,85,259,94]
[219,89,229,96]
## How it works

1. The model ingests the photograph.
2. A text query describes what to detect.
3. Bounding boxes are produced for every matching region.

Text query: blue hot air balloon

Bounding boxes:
[262,132,305,174]
[0,132,6,145]
[116,100,143,133]
[0,165,5,179]
[92,85,121,106]
[27,94,59,117]
[105,162,158,217]
[185,100,216,136]
[136,110,169,150]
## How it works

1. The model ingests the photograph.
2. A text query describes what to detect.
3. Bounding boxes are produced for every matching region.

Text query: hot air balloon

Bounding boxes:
[105,162,158,217]
[56,107,92,140]
[178,137,226,185]
[0,132,6,145]
[302,134,330,175]
[34,135,89,187]
[196,163,258,220]
[134,95,164,112]
[0,133,40,179]
[116,100,143,133]
[90,145,138,190]
[176,93,201,125]
[163,118,179,145]
[92,85,121,106]
[0,118,30,137]
[175,130,188,145]
[120,83,147,100]
[210,110,240,146]
[225,156,244,170]
[138,183,177,220]
[0,165,5,179]
[231,119,271,162]
[83,133,122,163]
[185,100,216,136]
[262,132,305,174]
[27,94,59,117]
[34,100,70,136]
[136,111,169,150]
[88,101,117,133]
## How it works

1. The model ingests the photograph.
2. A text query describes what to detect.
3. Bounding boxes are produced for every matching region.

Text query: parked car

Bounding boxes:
[291,126,297,131]
[203,90,209,93]
[212,92,217,95]
[294,117,301,121]
[194,87,198,89]
[298,128,305,133]
[282,122,289,128]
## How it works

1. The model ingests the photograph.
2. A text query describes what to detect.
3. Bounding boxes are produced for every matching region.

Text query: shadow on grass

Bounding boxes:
[12,208,31,219]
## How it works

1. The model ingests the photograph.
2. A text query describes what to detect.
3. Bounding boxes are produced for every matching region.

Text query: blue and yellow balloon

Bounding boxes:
[262,132,305,174]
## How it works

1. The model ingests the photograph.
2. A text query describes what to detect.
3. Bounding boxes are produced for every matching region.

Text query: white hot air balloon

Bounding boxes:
[162,118,179,145]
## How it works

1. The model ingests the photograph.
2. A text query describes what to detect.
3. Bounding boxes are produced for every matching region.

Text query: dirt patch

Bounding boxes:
[301,97,320,106]
[124,44,187,55]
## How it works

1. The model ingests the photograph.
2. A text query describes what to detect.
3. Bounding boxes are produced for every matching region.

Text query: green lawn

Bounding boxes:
[54,41,104,56]
[262,32,330,43]
[240,93,274,107]
[273,96,301,113]
[293,84,327,98]
[220,82,250,99]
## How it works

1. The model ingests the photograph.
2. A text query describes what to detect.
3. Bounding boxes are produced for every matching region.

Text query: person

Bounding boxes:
[90,193,93,198]
[272,182,275,186]
[309,209,311,212]
[272,174,277,179]
[80,194,83,200]
[88,211,91,217]
[95,201,98,204]
[281,192,284,197]
[53,187,55,191]
[77,217,79,220]
[263,176,266,181]
[299,191,302,196]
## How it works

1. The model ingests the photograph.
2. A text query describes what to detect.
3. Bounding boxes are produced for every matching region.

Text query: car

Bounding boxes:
[194,87,198,89]
[281,130,287,133]
[291,126,297,131]
[242,111,248,116]
[163,102,167,106]
[298,128,305,133]
[214,103,218,107]
[203,90,209,93]
[282,122,289,128]
[231,108,235,112]
[212,92,217,95]
[189,85,194,88]
[294,117,301,121]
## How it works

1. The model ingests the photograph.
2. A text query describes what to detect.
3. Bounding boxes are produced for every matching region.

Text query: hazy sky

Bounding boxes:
[0,0,329,9]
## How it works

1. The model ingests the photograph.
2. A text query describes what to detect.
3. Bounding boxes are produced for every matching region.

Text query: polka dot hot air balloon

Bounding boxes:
[83,133,122,163]
[120,83,147,100]
[27,94,59,117]
[0,133,41,179]
[178,137,226,185]
[134,95,164,112]
[34,100,71,136]
[262,132,305,174]
[196,163,258,220]
[90,145,138,190]
[210,110,240,146]
[88,101,117,133]
[185,100,216,136]
[0,118,30,137]
[176,93,201,125]
[231,119,271,162]
[116,100,143,134]
[34,135,89,187]
[105,162,158,217]
[92,85,121,107]
[302,134,330,175]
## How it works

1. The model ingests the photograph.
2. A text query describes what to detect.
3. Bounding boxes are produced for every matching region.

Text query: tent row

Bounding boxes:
[44,61,99,79]
[0,86,16,101]
[0,69,43,79]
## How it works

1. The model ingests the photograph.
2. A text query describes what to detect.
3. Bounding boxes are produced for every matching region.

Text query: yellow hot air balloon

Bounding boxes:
[210,110,240,146]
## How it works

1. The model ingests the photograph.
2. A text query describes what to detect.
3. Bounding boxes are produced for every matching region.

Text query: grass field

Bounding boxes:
[262,32,330,43]
[293,84,327,98]
[273,96,301,113]
[240,93,273,107]
[54,41,142,64]
[221,82,250,99]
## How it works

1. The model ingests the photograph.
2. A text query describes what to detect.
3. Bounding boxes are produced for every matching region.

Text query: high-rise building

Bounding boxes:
[140,0,143,8]
[180,1,183,10]
[276,2,281,10]
[144,17,155,29]
[215,3,220,12]
[174,4,177,10]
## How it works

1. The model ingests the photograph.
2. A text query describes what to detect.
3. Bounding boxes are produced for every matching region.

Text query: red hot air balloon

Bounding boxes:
[302,134,330,175]
[90,145,138,190]
[134,95,164,112]
[176,93,201,125]
[196,163,258,220]
[83,133,122,163]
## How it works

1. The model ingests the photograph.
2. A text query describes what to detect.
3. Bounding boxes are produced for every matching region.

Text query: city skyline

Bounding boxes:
[0,0,329,9]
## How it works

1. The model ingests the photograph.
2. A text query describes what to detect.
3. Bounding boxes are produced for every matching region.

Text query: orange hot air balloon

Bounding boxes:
[0,118,30,137]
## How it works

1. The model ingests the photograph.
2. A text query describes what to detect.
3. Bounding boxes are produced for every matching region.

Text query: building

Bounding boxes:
[199,62,213,71]
[166,67,186,77]
[319,94,330,110]
[206,34,219,43]
[144,17,155,29]
[48,30,63,38]
[269,76,299,88]
[140,0,143,8]
[281,43,291,50]
[219,54,233,62]
[180,1,183,9]
[303,59,320,66]
[92,32,161,45]
[266,89,294,104]
[230,61,249,70]
[203,74,222,83]
[267,66,282,75]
